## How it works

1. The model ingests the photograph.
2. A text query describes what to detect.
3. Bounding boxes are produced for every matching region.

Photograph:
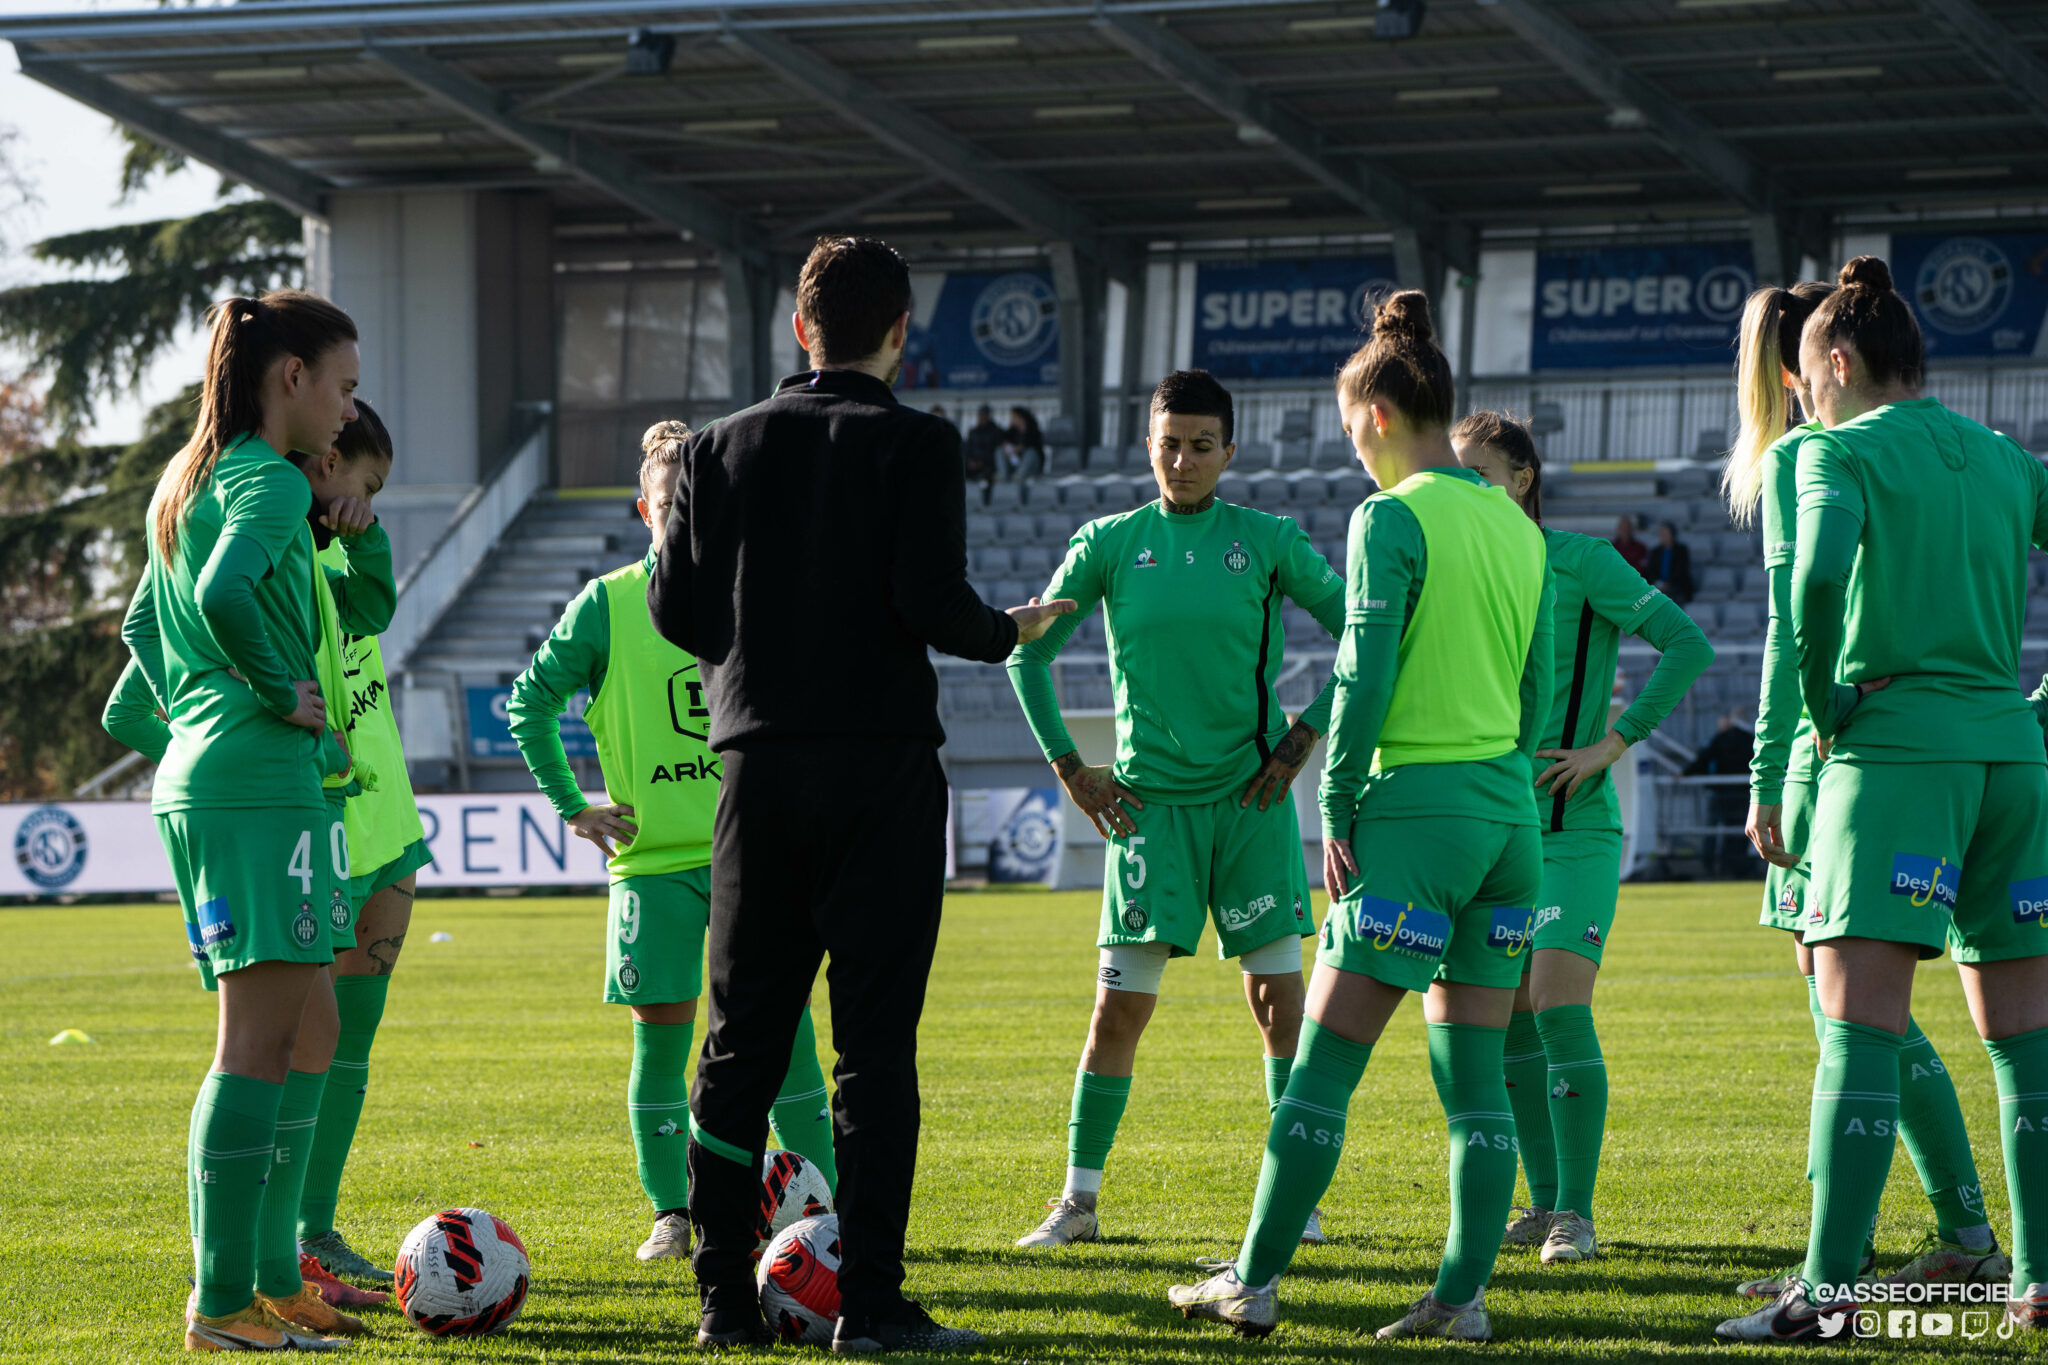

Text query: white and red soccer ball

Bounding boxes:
[393,1208,530,1337]
[755,1150,833,1251]
[757,1214,841,1344]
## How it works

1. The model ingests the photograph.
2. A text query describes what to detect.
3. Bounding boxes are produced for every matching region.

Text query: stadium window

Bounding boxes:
[689,278,733,401]
[624,278,696,402]
[559,279,628,404]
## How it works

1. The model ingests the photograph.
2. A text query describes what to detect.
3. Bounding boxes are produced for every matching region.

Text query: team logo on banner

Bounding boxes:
[1694,264,1753,323]
[971,273,1059,368]
[1914,238,2013,335]
[989,788,1064,885]
[13,804,88,889]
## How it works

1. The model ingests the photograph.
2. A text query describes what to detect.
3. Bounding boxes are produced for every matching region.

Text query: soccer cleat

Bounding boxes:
[184,1298,344,1352]
[637,1213,691,1262]
[1541,1210,1599,1264]
[1300,1206,1327,1246]
[1015,1195,1099,1248]
[1735,1245,1875,1299]
[831,1300,984,1354]
[2006,1283,2048,1331]
[1712,1285,1852,1343]
[298,1252,390,1310]
[1375,1288,1491,1341]
[1878,1230,2011,1287]
[696,1296,773,1348]
[1166,1261,1277,1339]
[299,1229,393,1287]
[1502,1205,1553,1248]
[257,1285,368,1339]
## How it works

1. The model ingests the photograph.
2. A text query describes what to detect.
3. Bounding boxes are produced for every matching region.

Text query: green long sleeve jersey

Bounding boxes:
[1007,498,1345,805]
[1751,424,1823,803]
[1537,527,1714,832]
[1793,397,2048,760]
[102,656,171,763]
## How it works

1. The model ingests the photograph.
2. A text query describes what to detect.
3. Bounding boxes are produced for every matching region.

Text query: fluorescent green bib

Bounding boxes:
[317,541,422,876]
[586,558,718,877]
[1376,471,1544,767]
[310,528,355,792]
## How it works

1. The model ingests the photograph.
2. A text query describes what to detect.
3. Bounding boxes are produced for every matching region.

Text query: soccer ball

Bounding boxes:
[756,1150,833,1250]
[393,1208,530,1336]
[757,1215,841,1344]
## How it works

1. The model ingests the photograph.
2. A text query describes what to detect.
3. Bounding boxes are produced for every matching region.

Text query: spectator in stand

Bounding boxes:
[964,405,1002,490]
[1003,406,1045,481]
[1646,521,1694,604]
[1685,712,1756,878]
[1612,515,1650,575]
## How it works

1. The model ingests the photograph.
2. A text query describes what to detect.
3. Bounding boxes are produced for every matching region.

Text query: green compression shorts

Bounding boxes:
[1759,777,1815,933]
[1530,827,1623,966]
[348,837,432,916]
[1099,794,1313,960]
[607,866,711,1005]
[161,805,337,991]
[1804,758,2048,964]
[1317,813,1544,993]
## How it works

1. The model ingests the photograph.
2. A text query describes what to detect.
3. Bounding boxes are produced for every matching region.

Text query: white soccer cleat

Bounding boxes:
[1015,1196,1099,1249]
[1167,1261,1277,1338]
[1540,1210,1598,1264]
[1878,1231,2010,1287]
[1375,1288,1490,1341]
[1735,1246,1874,1299]
[636,1212,691,1262]
[2007,1282,2048,1331]
[1501,1205,1552,1248]
[1299,1206,1327,1246]
[1713,1285,1852,1343]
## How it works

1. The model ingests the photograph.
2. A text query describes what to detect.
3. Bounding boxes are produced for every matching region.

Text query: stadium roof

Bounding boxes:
[5,0,2047,279]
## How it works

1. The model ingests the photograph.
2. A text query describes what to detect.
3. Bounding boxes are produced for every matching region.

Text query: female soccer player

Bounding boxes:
[1716,258,2048,1341]
[1169,293,1552,1341]
[508,421,836,1264]
[1725,283,2005,1301]
[1007,369,1342,1249]
[120,290,366,1350]
[1451,412,1713,1265]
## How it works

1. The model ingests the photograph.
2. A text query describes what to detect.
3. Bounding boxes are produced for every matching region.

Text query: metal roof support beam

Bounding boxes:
[1392,228,1449,317]
[1093,10,1474,276]
[722,25,1131,281]
[362,41,767,268]
[1912,0,2048,132]
[720,252,790,408]
[1749,208,1835,287]
[1475,0,1767,211]
[14,47,333,219]
[1049,242,1108,450]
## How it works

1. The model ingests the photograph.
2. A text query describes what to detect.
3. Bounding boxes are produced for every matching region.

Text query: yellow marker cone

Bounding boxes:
[49,1028,94,1045]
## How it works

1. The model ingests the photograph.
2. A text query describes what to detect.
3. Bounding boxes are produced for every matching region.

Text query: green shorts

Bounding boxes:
[348,838,433,916]
[1805,759,2048,964]
[1317,814,1544,992]
[1759,777,1815,933]
[607,866,711,1005]
[160,805,337,992]
[1100,795,1313,960]
[1530,827,1623,967]
[322,791,355,948]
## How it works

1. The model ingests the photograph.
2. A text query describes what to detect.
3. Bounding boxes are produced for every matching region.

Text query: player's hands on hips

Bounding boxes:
[320,496,376,537]
[283,679,327,733]
[1747,800,1797,869]
[1008,596,1078,644]
[1323,836,1358,900]
[1534,730,1629,801]
[568,803,638,860]
[1817,675,1890,762]
[1242,720,1317,812]
[1053,752,1143,838]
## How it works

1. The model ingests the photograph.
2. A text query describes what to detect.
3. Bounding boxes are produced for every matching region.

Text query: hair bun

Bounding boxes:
[641,419,691,453]
[1838,256,1893,293]
[1373,290,1436,343]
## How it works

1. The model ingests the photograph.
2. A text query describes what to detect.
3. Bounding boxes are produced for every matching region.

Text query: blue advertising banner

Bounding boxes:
[898,270,1061,390]
[1192,257,1399,379]
[466,686,595,760]
[1532,243,1755,369]
[1892,233,2048,360]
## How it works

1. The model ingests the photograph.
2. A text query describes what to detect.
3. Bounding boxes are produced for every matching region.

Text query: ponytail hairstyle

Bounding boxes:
[639,419,691,500]
[1805,256,1924,392]
[151,290,359,558]
[1336,289,1455,429]
[1724,281,1834,528]
[1449,410,1543,524]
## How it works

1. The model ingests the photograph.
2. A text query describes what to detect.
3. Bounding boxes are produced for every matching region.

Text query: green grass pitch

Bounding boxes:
[2,884,2040,1363]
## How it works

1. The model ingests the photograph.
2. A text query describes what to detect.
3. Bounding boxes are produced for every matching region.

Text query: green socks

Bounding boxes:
[1264,1053,1293,1115]
[1896,1019,1986,1243]
[191,1071,284,1318]
[629,1020,694,1214]
[1431,1022,1517,1306]
[1502,1010,1556,1210]
[1801,1019,1903,1297]
[1237,1019,1371,1285]
[770,1008,838,1191]
[1806,974,1826,1046]
[1064,1070,1133,1198]
[256,1069,327,1297]
[1986,1024,2048,1288]
[1537,1004,1607,1221]
[298,973,389,1241]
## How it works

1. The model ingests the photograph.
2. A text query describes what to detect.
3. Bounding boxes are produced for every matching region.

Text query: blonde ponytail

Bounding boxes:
[1722,281,1832,529]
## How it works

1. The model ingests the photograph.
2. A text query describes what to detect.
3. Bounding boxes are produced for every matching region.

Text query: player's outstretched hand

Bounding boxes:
[320,496,376,537]
[1053,752,1143,838]
[283,679,327,733]
[1534,730,1629,802]
[568,803,638,860]
[1242,720,1317,811]
[1747,800,1797,869]
[1008,596,1078,644]
[1323,836,1358,901]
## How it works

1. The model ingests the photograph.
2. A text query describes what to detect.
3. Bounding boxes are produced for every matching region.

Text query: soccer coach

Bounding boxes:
[648,236,1073,1352]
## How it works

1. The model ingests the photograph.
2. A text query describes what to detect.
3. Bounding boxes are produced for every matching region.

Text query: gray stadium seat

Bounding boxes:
[1697,565,1739,600]
[1329,472,1370,504]
[966,513,997,545]
[1217,473,1252,506]
[1717,531,1758,566]
[975,546,1013,576]
[1249,474,1289,508]
[1667,466,1713,497]
[1055,481,1097,513]
[1085,444,1118,472]
[1311,437,1353,470]
[1287,475,1330,507]
[1993,417,2021,443]
[1310,505,1352,537]
[1044,446,1082,477]
[996,515,1035,546]
[1685,601,1720,635]
[2026,597,2048,633]
[992,578,1028,604]
[1075,615,1108,647]
[2030,420,2048,455]
[1694,427,1726,459]
[986,481,1023,511]
[1015,545,1054,579]
[1719,601,1764,637]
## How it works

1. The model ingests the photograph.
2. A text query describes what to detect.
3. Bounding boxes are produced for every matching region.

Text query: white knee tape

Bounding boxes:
[1238,935,1304,977]
[1097,942,1171,994]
